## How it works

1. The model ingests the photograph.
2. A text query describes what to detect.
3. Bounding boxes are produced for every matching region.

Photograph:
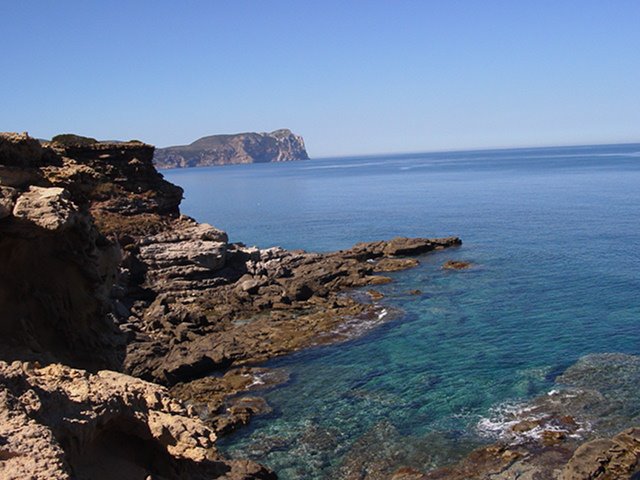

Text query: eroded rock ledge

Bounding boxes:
[0,360,274,480]
[124,232,461,387]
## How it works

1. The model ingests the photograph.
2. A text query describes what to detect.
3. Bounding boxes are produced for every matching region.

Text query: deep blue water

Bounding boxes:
[165,144,640,478]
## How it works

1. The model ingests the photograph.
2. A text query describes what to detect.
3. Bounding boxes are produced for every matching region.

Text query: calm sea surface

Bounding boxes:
[165,144,640,478]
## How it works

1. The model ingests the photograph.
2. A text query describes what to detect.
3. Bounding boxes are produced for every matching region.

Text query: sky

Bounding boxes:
[1,1,639,157]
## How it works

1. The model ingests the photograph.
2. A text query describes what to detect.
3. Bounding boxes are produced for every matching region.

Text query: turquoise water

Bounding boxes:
[165,144,640,478]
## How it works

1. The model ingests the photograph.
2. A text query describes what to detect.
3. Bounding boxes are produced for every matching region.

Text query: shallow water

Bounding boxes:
[165,143,640,478]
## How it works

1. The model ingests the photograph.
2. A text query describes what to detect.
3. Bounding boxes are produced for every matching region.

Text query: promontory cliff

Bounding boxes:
[153,129,309,169]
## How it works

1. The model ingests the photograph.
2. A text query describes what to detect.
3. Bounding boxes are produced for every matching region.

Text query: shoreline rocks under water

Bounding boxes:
[382,353,640,480]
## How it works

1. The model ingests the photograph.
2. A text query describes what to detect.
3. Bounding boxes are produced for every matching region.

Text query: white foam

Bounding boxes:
[249,375,266,388]
[326,307,391,340]
[476,402,533,440]
[476,398,587,444]
[242,373,266,388]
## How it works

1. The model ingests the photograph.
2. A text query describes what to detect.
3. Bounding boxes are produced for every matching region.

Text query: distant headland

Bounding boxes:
[153,129,309,169]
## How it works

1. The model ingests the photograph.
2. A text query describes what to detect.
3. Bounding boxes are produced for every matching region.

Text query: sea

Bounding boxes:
[164,143,640,479]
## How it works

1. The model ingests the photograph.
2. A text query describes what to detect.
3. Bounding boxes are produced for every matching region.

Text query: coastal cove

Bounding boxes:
[166,144,640,478]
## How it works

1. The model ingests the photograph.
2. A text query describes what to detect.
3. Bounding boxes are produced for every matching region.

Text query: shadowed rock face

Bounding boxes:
[153,129,309,168]
[0,136,124,370]
[0,134,183,371]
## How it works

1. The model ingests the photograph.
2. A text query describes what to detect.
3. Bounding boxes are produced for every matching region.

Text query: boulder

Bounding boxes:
[561,428,640,479]
[12,186,79,231]
[138,220,229,277]
[139,238,227,270]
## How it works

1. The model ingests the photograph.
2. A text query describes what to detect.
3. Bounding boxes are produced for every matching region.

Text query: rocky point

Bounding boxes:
[0,132,462,478]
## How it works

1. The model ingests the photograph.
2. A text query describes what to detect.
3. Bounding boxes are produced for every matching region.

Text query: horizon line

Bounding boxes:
[311,140,640,161]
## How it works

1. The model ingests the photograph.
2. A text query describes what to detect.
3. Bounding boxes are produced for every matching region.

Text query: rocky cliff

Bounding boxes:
[0,133,274,479]
[2,131,638,479]
[153,129,309,168]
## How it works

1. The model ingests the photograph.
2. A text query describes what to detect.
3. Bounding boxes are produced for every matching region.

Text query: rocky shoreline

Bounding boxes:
[0,132,463,478]
[1,132,638,479]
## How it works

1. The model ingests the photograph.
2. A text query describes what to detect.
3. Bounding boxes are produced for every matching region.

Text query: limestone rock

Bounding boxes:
[348,236,462,260]
[0,132,54,187]
[124,236,461,386]
[442,260,473,270]
[139,238,227,271]
[47,139,184,234]
[0,132,44,167]
[139,221,228,245]
[135,217,230,297]
[0,185,123,371]
[0,361,274,479]
[561,428,640,479]
[12,186,79,230]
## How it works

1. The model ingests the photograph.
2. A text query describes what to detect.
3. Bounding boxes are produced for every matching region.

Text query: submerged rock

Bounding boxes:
[442,260,473,270]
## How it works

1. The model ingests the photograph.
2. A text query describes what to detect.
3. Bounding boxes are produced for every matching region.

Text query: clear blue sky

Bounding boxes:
[1,1,638,156]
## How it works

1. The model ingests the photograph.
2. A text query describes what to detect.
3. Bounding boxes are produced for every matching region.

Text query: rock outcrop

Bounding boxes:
[153,129,309,168]
[561,428,640,480]
[123,234,461,388]
[0,360,274,480]
[0,135,125,371]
